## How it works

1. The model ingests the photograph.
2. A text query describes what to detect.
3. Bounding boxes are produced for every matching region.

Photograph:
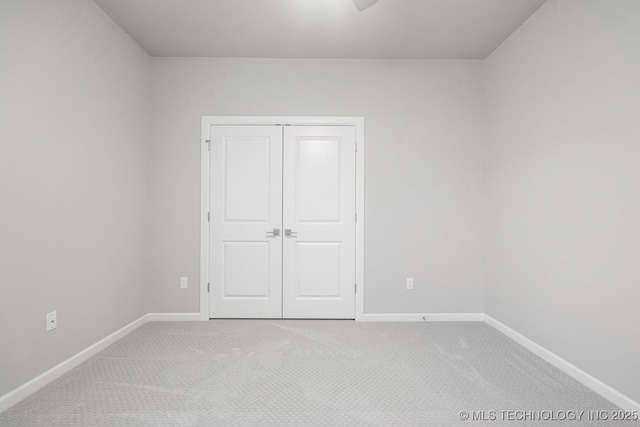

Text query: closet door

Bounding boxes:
[282,126,357,319]
[209,126,283,318]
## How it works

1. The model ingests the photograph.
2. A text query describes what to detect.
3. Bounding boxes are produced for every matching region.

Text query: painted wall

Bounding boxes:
[0,0,150,396]
[149,58,485,315]
[485,0,640,404]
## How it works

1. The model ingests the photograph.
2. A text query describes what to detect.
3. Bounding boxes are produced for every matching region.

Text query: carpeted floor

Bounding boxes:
[0,320,633,426]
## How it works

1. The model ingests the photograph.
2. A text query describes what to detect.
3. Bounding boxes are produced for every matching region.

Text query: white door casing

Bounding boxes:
[209,126,283,318]
[201,117,365,321]
[282,126,356,318]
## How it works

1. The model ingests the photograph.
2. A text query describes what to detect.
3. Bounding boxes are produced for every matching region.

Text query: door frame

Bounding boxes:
[200,116,365,321]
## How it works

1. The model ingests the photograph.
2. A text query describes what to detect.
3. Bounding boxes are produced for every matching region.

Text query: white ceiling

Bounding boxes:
[92,0,546,59]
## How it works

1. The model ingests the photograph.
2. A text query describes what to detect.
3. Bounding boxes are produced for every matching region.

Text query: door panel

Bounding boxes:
[209,126,282,318]
[295,242,342,298]
[297,138,341,222]
[283,126,356,319]
[223,242,270,297]
[223,137,271,222]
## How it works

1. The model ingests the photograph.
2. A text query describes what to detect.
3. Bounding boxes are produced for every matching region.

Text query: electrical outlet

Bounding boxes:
[46,311,57,332]
[406,277,414,290]
[180,276,188,289]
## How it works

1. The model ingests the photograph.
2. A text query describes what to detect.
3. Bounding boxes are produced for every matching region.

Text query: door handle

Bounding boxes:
[265,228,280,238]
[284,229,298,238]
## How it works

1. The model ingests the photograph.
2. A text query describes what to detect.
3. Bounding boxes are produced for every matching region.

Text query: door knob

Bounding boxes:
[265,228,280,238]
[284,229,298,238]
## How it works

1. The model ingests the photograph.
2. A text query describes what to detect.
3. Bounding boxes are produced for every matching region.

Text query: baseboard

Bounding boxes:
[0,313,148,414]
[361,312,485,322]
[147,312,202,321]
[484,314,640,411]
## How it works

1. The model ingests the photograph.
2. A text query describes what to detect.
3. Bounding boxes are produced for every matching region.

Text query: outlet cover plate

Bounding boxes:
[46,311,57,332]
[406,278,414,290]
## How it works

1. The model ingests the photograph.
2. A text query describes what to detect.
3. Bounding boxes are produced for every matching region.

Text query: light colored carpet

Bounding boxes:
[0,320,631,426]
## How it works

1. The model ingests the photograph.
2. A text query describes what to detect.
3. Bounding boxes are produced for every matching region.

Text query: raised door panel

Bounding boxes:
[223,136,271,222]
[297,138,341,223]
[295,242,341,299]
[223,242,270,298]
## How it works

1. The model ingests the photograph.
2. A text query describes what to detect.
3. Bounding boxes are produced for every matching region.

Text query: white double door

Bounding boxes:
[209,125,356,319]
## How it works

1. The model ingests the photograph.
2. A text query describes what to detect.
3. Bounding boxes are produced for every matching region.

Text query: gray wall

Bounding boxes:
[149,58,485,315]
[0,0,150,396]
[485,0,640,404]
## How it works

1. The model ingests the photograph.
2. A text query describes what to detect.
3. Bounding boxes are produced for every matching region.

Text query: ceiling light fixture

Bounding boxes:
[352,0,379,12]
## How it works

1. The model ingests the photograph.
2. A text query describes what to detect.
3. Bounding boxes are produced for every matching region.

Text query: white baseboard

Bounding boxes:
[0,314,148,414]
[147,312,202,321]
[484,314,640,411]
[361,312,485,322]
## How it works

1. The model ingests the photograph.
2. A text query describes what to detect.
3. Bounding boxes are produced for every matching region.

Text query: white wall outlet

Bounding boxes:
[180,276,188,289]
[46,311,57,332]
[406,277,414,290]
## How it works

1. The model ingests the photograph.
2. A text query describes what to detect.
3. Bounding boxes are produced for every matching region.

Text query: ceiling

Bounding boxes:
[92,0,546,59]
